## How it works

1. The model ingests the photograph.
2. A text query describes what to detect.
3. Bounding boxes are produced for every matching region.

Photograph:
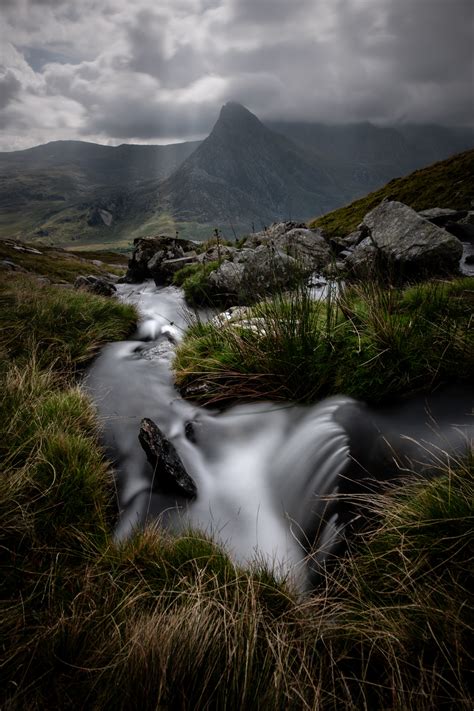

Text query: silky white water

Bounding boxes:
[85,281,473,590]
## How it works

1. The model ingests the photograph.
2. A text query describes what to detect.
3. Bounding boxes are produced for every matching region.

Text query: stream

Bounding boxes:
[85,281,473,591]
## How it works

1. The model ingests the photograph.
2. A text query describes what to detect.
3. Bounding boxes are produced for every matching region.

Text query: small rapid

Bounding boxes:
[85,281,473,590]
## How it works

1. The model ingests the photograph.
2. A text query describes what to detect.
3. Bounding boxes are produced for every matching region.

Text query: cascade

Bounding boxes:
[86,282,473,590]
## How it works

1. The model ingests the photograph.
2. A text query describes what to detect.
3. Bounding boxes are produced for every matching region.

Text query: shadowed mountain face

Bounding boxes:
[159,102,345,228]
[0,102,473,246]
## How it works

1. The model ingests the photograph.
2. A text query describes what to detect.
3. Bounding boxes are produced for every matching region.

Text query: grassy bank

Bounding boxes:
[1,269,473,709]
[174,276,474,406]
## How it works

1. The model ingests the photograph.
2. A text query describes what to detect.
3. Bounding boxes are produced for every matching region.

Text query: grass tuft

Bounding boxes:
[174,277,474,406]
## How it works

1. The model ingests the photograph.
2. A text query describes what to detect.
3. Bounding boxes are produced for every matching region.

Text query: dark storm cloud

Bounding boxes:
[83,96,220,141]
[231,0,313,24]
[0,0,473,149]
[0,70,21,110]
[126,9,206,88]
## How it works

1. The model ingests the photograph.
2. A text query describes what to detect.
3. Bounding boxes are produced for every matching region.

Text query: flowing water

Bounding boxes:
[85,281,473,591]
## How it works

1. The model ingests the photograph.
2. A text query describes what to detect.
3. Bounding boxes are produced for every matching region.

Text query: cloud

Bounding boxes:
[0,70,21,110]
[0,0,473,150]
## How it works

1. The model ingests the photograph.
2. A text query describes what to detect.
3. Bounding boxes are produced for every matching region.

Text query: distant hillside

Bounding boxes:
[310,149,474,237]
[0,104,472,248]
[270,121,474,198]
[0,140,200,247]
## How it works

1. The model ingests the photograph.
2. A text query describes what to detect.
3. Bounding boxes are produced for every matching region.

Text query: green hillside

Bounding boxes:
[310,149,474,238]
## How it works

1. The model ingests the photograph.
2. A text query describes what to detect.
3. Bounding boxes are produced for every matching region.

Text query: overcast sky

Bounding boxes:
[0,0,473,150]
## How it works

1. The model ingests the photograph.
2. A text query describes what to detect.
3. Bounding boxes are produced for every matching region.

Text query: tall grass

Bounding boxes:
[174,276,474,405]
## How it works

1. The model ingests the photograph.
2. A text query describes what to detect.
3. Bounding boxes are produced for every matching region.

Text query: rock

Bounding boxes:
[329,228,367,253]
[464,254,474,265]
[207,259,246,301]
[418,208,467,226]
[206,244,300,305]
[245,221,307,248]
[12,243,42,255]
[198,245,237,264]
[121,235,197,284]
[346,201,463,280]
[444,220,474,244]
[138,418,197,499]
[159,253,199,280]
[272,227,332,272]
[0,259,27,272]
[74,275,117,296]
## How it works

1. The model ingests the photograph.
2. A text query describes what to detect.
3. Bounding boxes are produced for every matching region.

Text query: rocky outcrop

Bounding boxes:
[138,418,197,499]
[345,201,463,280]
[74,275,117,296]
[122,223,335,305]
[121,235,197,284]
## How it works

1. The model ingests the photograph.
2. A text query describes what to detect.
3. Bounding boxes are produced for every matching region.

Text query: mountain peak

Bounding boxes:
[214,102,263,134]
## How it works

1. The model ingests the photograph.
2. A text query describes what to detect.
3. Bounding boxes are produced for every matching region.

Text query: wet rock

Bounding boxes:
[138,417,197,499]
[346,200,463,280]
[444,220,474,244]
[74,275,117,296]
[418,207,467,226]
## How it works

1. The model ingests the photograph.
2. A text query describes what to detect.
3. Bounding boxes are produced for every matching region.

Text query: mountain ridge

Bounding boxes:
[0,102,473,247]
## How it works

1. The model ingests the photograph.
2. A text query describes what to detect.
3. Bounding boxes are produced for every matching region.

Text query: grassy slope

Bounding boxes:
[0,239,128,282]
[310,148,474,238]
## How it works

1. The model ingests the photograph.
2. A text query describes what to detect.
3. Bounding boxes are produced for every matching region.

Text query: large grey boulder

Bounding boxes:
[272,227,332,272]
[346,201,463,280]
[206,244,300,304]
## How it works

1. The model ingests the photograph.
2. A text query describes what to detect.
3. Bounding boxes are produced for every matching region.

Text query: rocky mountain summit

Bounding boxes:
[122,200,468,307]
[159,102,342,226]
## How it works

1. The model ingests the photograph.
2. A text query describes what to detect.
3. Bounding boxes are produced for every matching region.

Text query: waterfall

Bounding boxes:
[85,281,473,591]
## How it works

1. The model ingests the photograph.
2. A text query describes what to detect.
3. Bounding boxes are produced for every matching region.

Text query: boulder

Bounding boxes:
[206,244,300,304]
[74,275,117,296]
[272,228,332,272]
[345,201,463,280]
[138,418,197,499]
[121,235,196,283]
[244,221,307,248]
[444,220,474,244]
[418,208,467,226]
[198,244,237,264]
[158,253,199,281]
[1,259,27,272]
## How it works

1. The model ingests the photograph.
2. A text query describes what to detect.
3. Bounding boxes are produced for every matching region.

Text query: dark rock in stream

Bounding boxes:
[138,417,197,499]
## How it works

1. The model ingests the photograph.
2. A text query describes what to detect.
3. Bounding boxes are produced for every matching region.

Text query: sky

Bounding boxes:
[0,0,473,150]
